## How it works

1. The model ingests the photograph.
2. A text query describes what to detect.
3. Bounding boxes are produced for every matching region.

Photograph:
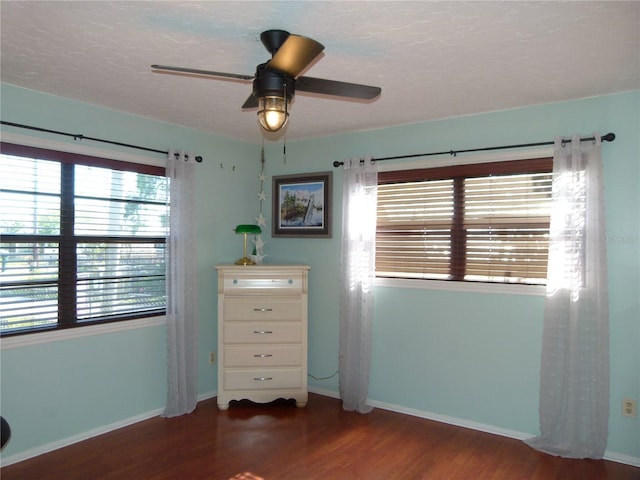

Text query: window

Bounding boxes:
[376,158,553,285]
[0,143,168,335]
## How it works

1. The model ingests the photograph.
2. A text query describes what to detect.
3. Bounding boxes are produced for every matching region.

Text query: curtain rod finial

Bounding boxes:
[602,132,615,142]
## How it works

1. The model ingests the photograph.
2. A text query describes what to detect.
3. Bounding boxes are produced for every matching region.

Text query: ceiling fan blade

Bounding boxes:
[242,94,259,109]
[151,65,254,81]
[266,35,324,78]
[296,76,381,100]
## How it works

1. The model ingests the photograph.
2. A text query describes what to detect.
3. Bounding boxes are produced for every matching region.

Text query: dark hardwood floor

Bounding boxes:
[2,394,638,480]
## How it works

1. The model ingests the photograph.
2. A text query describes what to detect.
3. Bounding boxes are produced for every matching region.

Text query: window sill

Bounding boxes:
[0,316,166,350]
[375,277,546,296]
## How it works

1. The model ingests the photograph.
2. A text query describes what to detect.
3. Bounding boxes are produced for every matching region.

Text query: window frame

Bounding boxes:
[374,147,553,296]
[0,141,168,337]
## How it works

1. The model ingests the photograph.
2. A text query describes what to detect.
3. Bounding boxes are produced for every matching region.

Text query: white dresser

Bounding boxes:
[215,264,310,410]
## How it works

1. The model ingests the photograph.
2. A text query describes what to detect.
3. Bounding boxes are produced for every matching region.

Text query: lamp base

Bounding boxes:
[235,256,255,266]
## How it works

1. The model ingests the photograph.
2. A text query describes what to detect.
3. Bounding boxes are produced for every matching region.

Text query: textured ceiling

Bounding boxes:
[1,1,639,144]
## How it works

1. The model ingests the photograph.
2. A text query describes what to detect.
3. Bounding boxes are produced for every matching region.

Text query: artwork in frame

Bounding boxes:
[272,171,332,238]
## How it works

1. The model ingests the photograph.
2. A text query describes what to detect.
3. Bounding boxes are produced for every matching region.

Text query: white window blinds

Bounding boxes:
[0,143,167,335]
[376,158,552,285]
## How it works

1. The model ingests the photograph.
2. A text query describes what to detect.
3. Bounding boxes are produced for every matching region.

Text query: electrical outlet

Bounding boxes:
[209,351,216,365]
[622,398,637,418]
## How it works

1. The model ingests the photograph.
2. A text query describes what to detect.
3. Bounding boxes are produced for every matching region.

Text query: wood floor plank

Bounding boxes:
[1,394,638,480]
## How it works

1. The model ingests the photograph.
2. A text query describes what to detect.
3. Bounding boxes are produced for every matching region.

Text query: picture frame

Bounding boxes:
[272,171,332,238]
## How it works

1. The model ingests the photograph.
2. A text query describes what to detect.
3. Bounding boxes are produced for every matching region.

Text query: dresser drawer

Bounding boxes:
[223,368,304,390]
[222,272,304,294]
[224,345,303,367]
[223,322,303,344]
[224,297,301,321]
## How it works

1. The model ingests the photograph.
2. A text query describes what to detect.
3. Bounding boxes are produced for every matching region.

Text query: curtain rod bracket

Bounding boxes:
[171,152,203,163]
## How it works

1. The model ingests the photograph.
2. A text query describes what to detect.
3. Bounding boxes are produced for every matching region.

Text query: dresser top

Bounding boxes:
[215,264,310,271]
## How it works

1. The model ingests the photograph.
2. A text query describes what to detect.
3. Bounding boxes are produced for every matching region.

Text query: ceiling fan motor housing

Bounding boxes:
[253,64,294,100]
[260,29,291,55]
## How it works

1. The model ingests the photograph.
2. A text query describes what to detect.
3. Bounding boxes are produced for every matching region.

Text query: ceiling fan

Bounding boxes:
[151,29,382,133]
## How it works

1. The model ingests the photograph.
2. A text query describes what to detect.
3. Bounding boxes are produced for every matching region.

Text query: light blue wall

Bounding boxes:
[0,84,259,458]
[1,326,167,453]
[1,84,638,462]
[263,91,640,460]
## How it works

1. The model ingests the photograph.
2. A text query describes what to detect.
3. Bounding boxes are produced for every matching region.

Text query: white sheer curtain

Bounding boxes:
[339,157,378,413]
[163,150,199,417]
[526,133,609,458]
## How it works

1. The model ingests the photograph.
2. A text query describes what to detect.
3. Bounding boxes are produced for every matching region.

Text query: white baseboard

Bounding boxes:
[0,407,165,467]
[3,389,637,469]
[309,388,640,468]
[368,397,530,440]
[197,390,217,402]
[0,390,219,468]
[308,385,340,399]
[603,451,640,468]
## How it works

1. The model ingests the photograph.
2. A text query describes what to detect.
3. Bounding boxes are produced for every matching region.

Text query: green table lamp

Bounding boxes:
[234,224,262,265]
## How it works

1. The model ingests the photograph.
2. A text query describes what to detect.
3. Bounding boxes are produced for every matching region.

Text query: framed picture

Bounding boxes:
[272,171,332,238]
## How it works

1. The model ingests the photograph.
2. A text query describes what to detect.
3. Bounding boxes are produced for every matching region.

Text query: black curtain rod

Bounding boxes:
[0,121,203,163]
[333,132,616,168]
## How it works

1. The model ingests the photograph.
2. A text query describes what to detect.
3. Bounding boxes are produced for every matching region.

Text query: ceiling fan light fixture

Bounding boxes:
[152,30,381,135]
[257,95,289,132]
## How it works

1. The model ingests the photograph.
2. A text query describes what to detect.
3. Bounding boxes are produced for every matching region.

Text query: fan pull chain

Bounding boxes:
[283,133,287,165]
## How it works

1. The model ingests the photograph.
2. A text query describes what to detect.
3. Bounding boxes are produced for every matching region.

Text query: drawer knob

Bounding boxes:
[233,279,238,284]
[288,279,293,284]
[253,330,273,334]
[253,377,273,381]
[254,354,273,358]
[253,308,273,312]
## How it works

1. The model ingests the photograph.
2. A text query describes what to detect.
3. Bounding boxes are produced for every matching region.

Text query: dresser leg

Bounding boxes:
[218,403,230,410]
[296,401,307,408]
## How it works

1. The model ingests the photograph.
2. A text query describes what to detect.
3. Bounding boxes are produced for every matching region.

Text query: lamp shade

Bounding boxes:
[235,224,262,235]
[257,96,289,132]
[234,224,262,266]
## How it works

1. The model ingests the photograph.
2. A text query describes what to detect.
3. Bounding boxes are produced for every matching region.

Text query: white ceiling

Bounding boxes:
[1,1,639,145]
